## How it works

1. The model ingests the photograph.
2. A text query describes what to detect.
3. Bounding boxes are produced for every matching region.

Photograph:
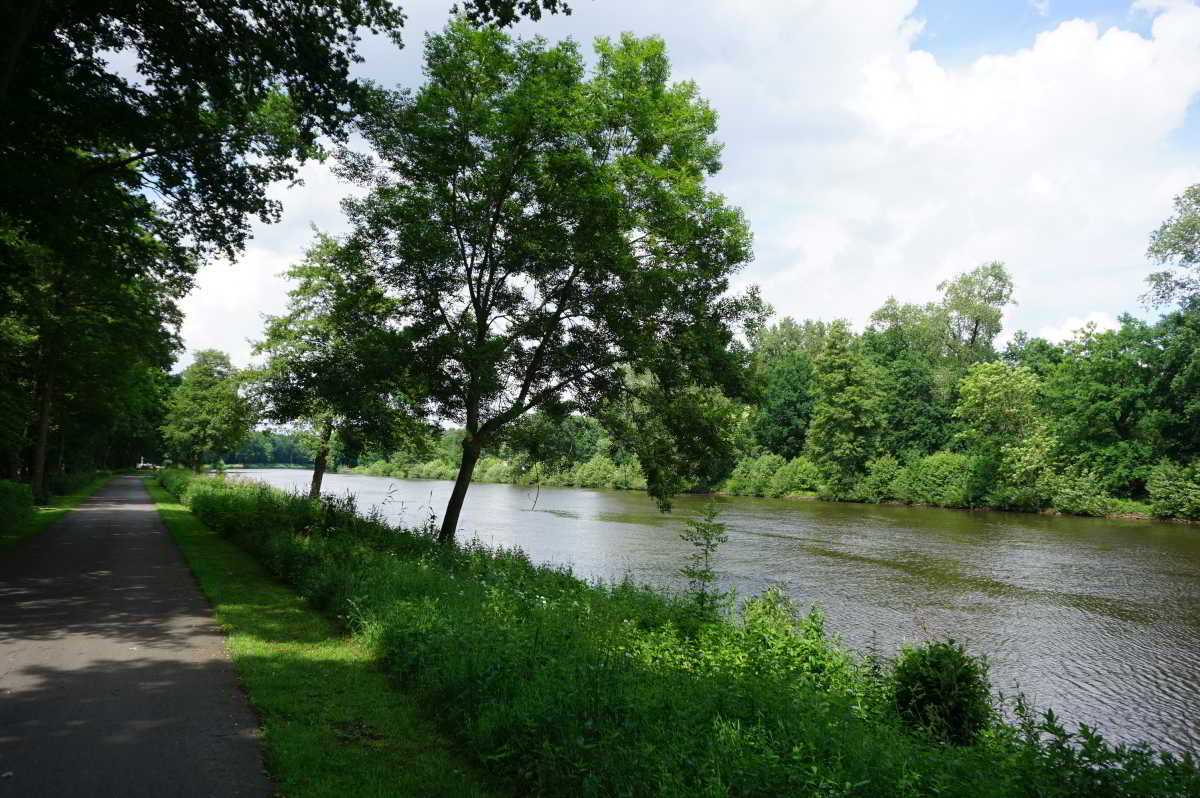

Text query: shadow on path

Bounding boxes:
[0,477,271,797]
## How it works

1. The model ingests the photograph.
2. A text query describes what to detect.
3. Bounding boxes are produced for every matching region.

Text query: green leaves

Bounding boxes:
[161,350,256,469]
[337,21,756,537]
[805,321,884,498]
[1145,183,1200,310]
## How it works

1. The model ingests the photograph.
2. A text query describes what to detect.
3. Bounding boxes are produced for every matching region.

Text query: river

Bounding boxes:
[231,468,1200,754]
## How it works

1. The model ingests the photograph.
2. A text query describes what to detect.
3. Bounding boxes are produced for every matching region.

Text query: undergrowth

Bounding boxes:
[158,469,1199,798]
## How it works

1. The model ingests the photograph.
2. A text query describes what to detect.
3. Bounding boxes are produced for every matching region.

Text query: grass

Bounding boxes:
[143,479,493,798]
[0,474,113,556]
[154,470,1200,797]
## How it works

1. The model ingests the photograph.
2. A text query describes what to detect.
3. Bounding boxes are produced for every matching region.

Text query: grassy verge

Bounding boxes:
[0,474,113,556]
[154,470,1200,798]
[143,479,493,798]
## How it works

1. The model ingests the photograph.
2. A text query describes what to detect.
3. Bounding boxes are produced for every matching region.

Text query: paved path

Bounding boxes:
[0,476,272,797]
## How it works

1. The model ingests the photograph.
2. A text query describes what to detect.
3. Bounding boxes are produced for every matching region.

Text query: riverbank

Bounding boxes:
[156,469,1200,797]
[352,456,1197,525]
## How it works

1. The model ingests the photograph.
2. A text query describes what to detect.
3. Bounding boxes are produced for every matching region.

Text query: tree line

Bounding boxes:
[4,6,1198,530]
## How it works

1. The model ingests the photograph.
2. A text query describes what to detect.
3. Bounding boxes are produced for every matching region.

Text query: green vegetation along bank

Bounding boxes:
[0,471,114,555]
[157,469,1198,798]
[145,479,492,798]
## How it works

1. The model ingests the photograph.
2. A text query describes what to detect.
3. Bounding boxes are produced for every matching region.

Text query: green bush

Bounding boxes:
[766,456,820,497]
[573,454,620,488]
[892,639,992,746]
[723,454,785,497]
[158,468,195,497]
[893,452,972,508]
[857,455,902,503]
[1147,461,1200,520]
[0,480,33,534]
[1044,469,1115,517]
[163,474,1199,798]
[475,456,513,483]
[45,470,109,497]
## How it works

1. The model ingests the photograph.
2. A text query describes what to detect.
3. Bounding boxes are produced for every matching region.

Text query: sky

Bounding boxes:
[178,0,1200,367]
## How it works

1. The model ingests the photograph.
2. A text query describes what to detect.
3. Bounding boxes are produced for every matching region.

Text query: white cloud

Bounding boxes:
[1031,0,1051,16]
[1037,310,1121,342]
[178,1,1200,366]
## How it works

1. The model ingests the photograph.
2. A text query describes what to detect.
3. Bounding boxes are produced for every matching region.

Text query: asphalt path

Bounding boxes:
[0,476,272,797]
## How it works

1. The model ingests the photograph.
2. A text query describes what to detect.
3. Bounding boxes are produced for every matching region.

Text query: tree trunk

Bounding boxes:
[30,370,53,503]
[438,437,482,545]
[0,0,45,103]
[308,418,334,499]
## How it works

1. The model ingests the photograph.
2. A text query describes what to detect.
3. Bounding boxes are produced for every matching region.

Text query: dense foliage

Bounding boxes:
[353,257,1200,520]
[158,472,1200,797]
[0,480,33,535]
[335,21,760,540]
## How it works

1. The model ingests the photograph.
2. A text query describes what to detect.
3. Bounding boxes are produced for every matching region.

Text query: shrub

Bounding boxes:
[1044,468,1116,517]
[857,455,902,502]
[1147,461,1200,520]
[475,457,513,483]
[766,456,820,497]
[574,455,619,489]
[161,474,1200,797]
[723,454,785,497]
[892,639,992,746]
[892,452,972,508]
[158,468,195,497]
[0,480,33,534]
[45,470,108,497]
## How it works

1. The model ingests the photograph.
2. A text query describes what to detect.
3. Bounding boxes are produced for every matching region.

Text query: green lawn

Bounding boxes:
[0,474,114,556]
[143,479,493,798]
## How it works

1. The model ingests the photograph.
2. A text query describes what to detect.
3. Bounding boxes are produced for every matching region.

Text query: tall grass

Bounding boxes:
[160,470,1198,798]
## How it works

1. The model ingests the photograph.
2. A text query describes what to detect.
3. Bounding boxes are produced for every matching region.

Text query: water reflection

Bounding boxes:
[231,469,1200,754]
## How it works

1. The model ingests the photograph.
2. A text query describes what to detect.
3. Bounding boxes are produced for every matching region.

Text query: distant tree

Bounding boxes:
[863,262,1014,403]
[161,351,256,470]
[502,413,605,474]
[1143,309,1200,463]
[1042,318,1157,495]
[1145,184,1200,310]
[805,321,884,497]
[939,262,1015,368]
[876,353,948,458]
[750,318,832,368]
[954,362,1042,451]
[338,23,758,542]
[953,361,1049,506]
[863,298,948,366]
[753,350,814,459]
[1001,331,1063,379]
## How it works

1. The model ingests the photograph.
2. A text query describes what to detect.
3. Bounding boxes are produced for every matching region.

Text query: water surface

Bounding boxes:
[233,468,1200,753]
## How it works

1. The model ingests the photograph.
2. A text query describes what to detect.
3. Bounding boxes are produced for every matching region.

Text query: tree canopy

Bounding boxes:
[161,350,256,470]
[336,21,758,541]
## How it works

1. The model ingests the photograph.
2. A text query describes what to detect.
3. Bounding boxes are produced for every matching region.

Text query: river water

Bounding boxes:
[232,468,1200,754]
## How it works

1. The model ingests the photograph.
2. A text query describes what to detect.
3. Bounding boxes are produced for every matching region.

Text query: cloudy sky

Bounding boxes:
[179,0,1200,367]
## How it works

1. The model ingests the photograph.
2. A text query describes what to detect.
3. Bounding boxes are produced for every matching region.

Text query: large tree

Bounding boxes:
[338,22,758,542]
